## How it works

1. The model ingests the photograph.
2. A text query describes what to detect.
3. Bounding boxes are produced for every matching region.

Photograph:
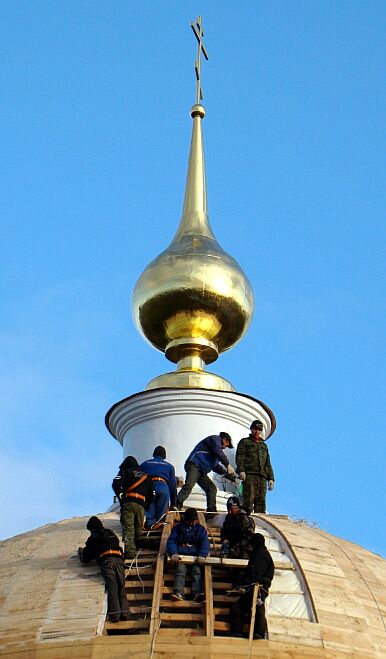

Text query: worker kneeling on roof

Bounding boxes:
[112,456,154,560]
[78,516,129,623]
[167,508,210,602]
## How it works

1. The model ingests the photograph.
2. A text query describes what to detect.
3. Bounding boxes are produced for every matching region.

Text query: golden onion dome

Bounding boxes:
[132,103,254,391]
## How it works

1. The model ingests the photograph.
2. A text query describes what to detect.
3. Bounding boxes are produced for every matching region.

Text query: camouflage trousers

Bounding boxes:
[243,475,267,513]
[120,501,144,556]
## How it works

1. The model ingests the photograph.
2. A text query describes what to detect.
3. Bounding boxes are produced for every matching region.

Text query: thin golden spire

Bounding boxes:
[132,17,254,391]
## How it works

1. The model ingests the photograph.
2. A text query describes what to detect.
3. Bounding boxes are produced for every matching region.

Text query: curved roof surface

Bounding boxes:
[0,512,384,658]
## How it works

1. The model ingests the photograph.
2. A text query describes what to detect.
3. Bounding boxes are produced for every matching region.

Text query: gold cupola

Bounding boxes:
[132,18,254,391]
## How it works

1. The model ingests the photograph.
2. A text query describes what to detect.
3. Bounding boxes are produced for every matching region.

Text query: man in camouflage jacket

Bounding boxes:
[236,420,274,513]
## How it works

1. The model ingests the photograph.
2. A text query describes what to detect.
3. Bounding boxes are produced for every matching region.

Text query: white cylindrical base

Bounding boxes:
[106,388,275,484]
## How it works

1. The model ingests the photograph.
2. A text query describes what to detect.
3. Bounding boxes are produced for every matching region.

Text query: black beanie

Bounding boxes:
[120,456,139,469]
[86,516,103,531]
[153,446,166,459]
[184,507,199,522]
[251,533,266,549]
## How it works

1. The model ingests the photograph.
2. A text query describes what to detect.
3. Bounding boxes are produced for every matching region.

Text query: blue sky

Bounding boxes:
[1,2,385,556]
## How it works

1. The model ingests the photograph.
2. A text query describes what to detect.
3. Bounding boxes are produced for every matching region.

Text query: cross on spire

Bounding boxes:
[191,16,209,104]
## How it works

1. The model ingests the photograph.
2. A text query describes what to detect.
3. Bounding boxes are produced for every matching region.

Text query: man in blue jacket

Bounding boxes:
[176,432,235,513]
[140,446,177,528]
[167,507,210,601]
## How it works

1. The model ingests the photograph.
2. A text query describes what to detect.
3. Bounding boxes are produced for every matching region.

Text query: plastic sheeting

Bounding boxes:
[268,593,309,619]
[271,569,303,593]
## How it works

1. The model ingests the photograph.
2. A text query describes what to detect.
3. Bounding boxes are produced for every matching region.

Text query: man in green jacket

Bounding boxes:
[236,420,274,513]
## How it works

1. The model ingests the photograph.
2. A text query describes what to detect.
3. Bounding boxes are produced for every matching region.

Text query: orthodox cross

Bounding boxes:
[191,16,209,104]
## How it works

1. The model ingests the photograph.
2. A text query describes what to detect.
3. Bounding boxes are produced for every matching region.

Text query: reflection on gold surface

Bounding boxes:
[132,104,254,390]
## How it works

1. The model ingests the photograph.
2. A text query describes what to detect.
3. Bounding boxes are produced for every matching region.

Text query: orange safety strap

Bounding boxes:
[99,549,123,559]
[152,476,167,484]
[126,492,145,501]
[126,473,148,498]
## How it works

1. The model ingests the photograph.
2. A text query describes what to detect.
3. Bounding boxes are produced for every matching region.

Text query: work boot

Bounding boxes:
[192,592,204,603]
[108,614,120,623]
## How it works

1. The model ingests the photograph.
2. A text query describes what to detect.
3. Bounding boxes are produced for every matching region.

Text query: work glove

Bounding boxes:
[196,556,206,565]
[170,554,179,564]
[234,587,246,595]
[268,480,274,491]
[226,463,235,476]
[239,471,246,481]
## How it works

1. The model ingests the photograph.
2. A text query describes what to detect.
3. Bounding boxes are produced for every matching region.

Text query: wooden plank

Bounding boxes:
[105,619,149,630]
[198,511,213,637]
[159,613,203,621]
[160,599,202,609]
[166,555,294,571]
[126,579,154,588]
[126,592,153,601]
[149,511,175,635]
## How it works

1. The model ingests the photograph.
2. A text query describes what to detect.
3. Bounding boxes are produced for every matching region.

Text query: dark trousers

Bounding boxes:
[100,556,129,618]
[177,461,217,511]
[230,587,268,639]
[243,475,267,513]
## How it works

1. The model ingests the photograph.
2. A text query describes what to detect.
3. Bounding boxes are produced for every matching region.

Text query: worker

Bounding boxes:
[140,446,177,528]
[229,533,274,639]
[236,420,275,513]
[112,456,154,560]
[176,432,235,513]
[78,516,129,623]
[220,496,255,559]
[167,507,210,602]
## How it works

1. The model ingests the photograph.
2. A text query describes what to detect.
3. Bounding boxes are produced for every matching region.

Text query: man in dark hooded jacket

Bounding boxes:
[78,516,129,623]
[220,496,255,559]
[230,533,274,639]
[112,456,154,559]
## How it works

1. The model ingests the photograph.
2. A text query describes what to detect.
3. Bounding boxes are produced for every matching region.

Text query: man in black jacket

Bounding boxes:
[230,533,274,639]
[112,456,154,559]
[220,496,255,559]
[78,516,129,623]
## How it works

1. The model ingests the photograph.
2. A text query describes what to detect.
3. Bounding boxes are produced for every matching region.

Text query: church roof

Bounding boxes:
[0,512,384,658]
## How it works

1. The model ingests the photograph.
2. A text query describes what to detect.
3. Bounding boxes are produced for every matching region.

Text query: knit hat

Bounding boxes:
[86,516,104,531]
[184,507,199,522]
[226,496,241,510]
[120,456,139,469]
[250,533,266,549]
[153,446,166,459]
[250,419,264,431]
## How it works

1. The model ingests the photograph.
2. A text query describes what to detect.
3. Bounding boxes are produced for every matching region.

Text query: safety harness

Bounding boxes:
[125,473,148,501]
